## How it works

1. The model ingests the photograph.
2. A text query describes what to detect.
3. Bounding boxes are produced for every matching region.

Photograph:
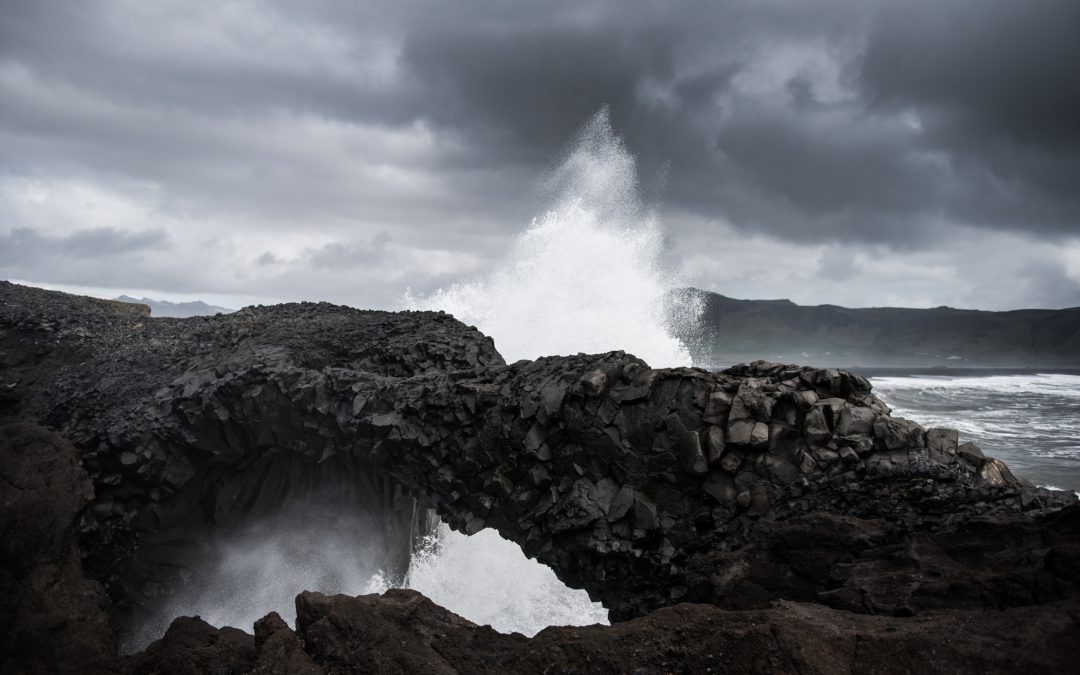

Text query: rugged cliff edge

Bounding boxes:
[2,280,1079,674]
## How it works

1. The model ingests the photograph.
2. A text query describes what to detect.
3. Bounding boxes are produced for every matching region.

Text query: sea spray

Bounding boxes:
[119,502,389,652]
[126,111,696,648]
[393,110,702,634]
[397,525,609,635]
[405,109,700,367]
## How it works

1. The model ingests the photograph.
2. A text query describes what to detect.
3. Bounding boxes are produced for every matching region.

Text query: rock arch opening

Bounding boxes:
[93,448,436,651]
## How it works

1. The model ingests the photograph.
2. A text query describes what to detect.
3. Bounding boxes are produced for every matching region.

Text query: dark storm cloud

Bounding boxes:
[859,0,1080,236]
[861,0,1080,150]
[1,0,1078,308]
[393,1,854,208]
[387,0,1080,244]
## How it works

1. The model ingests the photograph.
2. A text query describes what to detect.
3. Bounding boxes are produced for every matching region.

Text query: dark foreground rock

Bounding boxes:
[2,279,1080,673]
[0,422,114,674]
[116,587,1080,675]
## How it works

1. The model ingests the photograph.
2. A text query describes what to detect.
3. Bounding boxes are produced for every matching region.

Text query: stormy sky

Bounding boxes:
[2,0,1079,310]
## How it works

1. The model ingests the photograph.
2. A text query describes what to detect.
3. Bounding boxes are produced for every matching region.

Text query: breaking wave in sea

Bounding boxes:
[405,108,699,368]
[871,373,1080,491]
[389,110,699,634]
[373,524,609,635]
[128,111,693,649]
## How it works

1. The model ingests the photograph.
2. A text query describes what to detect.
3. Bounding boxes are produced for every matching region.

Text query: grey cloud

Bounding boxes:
[0,1,415,125]
[815,248,862,283]
[712,105,942,243]
[861,0,1080,150]
[0,226,168,263]
[1,0,1078,309]
[255,252,280,267]
[0,226,183,290]
[385,0,1080,244]
[305,232,392,270]
[857,0,1080,235]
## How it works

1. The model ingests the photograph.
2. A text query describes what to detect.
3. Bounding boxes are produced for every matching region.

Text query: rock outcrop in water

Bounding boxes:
[2,279,1079,673]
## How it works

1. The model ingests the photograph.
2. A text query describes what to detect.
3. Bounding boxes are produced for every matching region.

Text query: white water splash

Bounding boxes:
[405,109,698,368]
[390,110,705,635]
[397,525,608,635]
[127,112,694,649]
[120,503,390,652]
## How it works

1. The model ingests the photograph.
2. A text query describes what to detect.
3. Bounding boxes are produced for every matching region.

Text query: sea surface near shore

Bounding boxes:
[870,372,1080,492]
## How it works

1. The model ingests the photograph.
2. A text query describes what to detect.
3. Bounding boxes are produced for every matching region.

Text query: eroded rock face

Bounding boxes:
[366,356,1076,619]
[2,280,502,612]
[3,279,1080,673]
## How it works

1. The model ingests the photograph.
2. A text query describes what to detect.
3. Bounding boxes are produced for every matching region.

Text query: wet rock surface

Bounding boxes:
[3,279,1080,673]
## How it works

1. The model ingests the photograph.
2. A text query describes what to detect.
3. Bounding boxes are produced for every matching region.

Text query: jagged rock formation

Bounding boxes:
[2,280,1079,673]
[117,586,1080,675]
[3,280,501,614]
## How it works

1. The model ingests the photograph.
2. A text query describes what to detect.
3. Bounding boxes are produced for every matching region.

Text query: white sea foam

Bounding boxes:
[872,374,1080,484]
[1036,484,1080,499]
[404,109,699,367]
[388,110,704,635]
[392,110,703,632]
[871,373,1080,399]
[400,525,608,635]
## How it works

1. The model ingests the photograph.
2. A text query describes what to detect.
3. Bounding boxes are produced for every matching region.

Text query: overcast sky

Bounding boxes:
[2,0,1079,310]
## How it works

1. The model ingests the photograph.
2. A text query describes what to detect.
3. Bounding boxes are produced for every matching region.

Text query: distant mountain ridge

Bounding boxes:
[114,295,233,318]
[674,288,1080,369]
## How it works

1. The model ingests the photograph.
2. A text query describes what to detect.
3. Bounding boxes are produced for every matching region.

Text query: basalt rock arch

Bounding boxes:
[3,281,500,616]
[3,280,1080,673]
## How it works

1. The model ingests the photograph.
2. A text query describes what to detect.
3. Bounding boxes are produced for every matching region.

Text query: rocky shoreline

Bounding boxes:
[2,280,1079,674]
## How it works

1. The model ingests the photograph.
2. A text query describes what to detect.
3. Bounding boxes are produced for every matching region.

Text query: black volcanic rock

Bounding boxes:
[118,586,1080,674]
[0,422,114,674]
[2,279,1080,673]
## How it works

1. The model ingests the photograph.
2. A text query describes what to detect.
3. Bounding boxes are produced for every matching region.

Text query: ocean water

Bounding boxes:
[404,108,699,368]
[871,374,1080,492]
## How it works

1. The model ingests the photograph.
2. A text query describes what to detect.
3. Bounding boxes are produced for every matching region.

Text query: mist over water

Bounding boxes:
[121,502,390,652]
[406,109,699,367]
